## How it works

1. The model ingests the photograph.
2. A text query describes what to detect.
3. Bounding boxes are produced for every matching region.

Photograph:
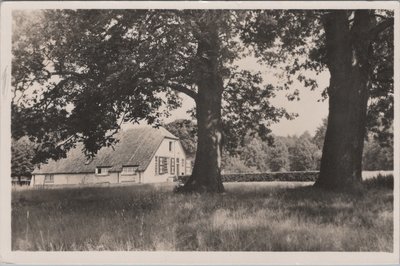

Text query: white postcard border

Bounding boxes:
[1,1,399,265]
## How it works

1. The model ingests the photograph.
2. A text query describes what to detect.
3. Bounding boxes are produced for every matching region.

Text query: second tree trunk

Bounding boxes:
[315,11,372,190]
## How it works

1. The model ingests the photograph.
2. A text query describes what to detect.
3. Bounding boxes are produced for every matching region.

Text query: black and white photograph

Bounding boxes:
[0,1,399,264]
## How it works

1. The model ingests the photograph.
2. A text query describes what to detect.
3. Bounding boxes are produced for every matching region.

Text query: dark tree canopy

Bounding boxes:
[12,9,290,192]
[12,10,286,157]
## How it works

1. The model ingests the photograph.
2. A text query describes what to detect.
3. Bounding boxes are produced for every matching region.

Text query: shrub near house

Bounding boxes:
[31,126,192,186]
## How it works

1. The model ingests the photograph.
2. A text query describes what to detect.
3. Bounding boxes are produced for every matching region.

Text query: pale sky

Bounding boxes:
[164,87,329,137]
[164,57,329,137]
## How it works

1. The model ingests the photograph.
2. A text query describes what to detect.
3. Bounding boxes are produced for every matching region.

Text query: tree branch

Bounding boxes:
[149,80,197,100]
[50,71,86,78]
[167,82,198,101]
[373,14,390,20]
[369,17,394,40]
[371,77,393,83]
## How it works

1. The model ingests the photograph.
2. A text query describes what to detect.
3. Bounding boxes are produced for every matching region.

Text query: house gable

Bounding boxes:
[141,137,188,182]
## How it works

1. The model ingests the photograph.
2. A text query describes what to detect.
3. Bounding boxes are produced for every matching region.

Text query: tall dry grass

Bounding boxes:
[12,179,393,251]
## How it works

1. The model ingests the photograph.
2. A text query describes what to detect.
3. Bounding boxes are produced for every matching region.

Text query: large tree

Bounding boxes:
[315,10,394,189]
[12,10,287,193]
[248,10,394,189]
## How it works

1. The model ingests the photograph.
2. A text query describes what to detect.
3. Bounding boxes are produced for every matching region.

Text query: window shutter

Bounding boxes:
[158,157,169,175]
[159,157,162,174]
[164,157,168,174]
[171,158,175,174]
[155,156,158,175]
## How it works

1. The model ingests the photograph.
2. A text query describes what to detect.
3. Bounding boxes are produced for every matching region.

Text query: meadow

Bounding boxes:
[12,177,393,251]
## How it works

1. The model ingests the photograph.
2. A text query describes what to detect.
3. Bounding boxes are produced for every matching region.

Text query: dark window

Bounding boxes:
[169,141,173,151]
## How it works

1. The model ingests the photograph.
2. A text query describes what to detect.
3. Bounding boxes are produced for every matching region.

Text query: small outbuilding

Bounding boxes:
[31,126,192,186]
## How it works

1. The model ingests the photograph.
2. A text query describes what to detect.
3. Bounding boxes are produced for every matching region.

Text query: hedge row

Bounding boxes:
[175,171,319,183]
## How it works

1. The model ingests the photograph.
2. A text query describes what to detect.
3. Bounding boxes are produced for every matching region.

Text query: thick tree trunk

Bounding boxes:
[181,87,224,193]
[315,11,372,190]
[177,19,225,193]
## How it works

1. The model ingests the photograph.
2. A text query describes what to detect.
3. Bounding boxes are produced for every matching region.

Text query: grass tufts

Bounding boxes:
[12,181,393,251]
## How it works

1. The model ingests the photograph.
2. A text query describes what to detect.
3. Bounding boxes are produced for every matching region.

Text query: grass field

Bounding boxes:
[12,178,393,251]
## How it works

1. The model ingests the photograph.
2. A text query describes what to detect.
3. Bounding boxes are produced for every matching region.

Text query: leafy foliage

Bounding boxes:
[363,138,393,171]
[253,10,393,102]
[365,11,394,147]
[222,156,258,174]
[12,9,288,163]
[11,137,35,177]
[312,118,327,150]
[239,137,270,172]
[287,133,321,171]
[268,138,290,172]
[247,10,394,145]
[222,132,319,173]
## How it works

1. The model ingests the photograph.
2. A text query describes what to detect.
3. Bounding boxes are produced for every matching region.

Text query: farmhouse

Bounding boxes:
[31,126,192,186]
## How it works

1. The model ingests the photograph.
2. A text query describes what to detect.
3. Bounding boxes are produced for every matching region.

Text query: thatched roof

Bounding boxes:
[33,126,178,174]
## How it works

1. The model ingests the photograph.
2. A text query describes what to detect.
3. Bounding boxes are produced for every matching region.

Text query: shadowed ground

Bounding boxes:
[12,179,393,251]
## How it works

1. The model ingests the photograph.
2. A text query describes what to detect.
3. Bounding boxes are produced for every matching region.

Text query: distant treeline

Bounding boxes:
[222,131,393,174]
[165,119,393,175]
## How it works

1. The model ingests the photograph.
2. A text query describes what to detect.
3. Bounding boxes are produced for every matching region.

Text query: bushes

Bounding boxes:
[175,171,319,184]
[176,172,394,189]
[363,174,393,189]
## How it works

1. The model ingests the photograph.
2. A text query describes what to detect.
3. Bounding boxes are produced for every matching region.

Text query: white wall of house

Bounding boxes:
[31,172,138,186]
[142,138,190,183]
[119,172,140,183]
